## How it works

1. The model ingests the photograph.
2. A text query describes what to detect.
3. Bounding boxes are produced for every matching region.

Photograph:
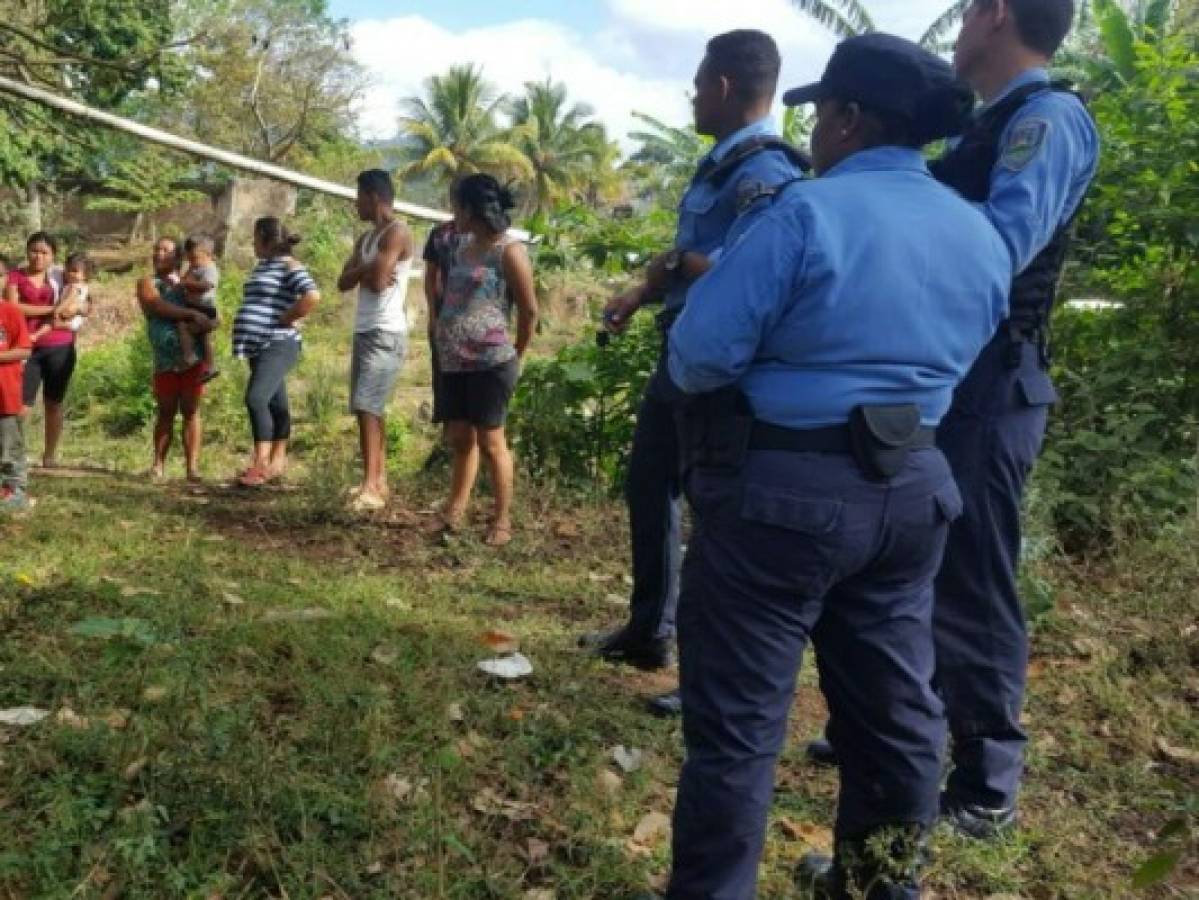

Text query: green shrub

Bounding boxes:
[509,314,659,492]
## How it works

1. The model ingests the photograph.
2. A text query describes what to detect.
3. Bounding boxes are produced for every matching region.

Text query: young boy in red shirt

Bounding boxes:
[0,299,32,509]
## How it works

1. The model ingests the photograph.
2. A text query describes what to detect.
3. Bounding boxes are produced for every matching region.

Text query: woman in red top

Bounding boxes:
[4,231,73,468]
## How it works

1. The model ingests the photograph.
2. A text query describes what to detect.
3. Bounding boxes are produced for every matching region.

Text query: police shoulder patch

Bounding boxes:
[1000,117,1050,171]
[735,178,771,215]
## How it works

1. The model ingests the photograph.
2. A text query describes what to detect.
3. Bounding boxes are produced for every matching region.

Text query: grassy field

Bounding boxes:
[0,274,1196,898]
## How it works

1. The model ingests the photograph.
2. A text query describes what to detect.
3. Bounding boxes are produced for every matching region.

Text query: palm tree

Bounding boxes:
[786,0,876,38]
[919,0,972,50]
[398,64,531,183]
[627,111,710,185]
[1049,1,1187,89]
[508,78,605,212]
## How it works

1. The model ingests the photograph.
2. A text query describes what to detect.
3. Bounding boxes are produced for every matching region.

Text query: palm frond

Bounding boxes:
[919,0,972,50]
[786,0,873,37]
[1093,0,1138,81]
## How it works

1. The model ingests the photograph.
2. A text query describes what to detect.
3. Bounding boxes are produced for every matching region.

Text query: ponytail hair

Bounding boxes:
[253,217,302,257]
[454,174,516,235]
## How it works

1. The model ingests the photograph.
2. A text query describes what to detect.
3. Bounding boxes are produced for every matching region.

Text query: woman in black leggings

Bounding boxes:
[230,218,320,487]
[4,232,71,467]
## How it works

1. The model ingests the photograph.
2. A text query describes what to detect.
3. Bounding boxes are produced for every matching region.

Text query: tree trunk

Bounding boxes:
[25,182,42,232]
[128,211,145,246]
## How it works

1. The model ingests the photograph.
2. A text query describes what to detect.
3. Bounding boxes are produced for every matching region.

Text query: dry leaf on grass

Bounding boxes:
[596,769,623,796]
[375,773,429,806]
[523,891,555,900]
[142,686,168,703]
[553,521,581,539]
[447,703,465,724]
[471,788,536,821]
[480,629,519,654]
[123,758,148,781]
[632,811,672,846]
[1155,737,1199,768]
[103,710,131,730]
[221,592,246,607]
[523,838,550,865]
[776,817,834,851]
[384,597,412,611]
[56,707,90,729]
[370,646,399,666]
[120,585,158,598]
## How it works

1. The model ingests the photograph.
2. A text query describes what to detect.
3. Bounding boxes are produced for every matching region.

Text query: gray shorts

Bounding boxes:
[350,329,407,417]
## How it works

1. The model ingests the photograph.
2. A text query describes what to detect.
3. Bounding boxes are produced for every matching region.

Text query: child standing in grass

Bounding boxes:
[177,235,220,383]
[0,296,32,510]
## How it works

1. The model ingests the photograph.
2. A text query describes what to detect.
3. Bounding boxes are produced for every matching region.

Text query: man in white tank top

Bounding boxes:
[337,169,413,511]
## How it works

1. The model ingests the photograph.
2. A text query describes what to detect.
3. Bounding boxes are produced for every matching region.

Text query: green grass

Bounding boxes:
[1,280,1196,898]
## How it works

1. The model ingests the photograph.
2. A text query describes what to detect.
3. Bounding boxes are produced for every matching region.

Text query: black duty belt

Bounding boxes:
[749,421,936,454]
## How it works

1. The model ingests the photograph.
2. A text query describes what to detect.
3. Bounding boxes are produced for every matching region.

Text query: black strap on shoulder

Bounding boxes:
[704,136,811,189]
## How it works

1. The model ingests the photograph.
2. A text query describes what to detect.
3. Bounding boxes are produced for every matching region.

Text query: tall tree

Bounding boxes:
[508,78,606,213]
[398,64,531,184]
[181,0,363,164]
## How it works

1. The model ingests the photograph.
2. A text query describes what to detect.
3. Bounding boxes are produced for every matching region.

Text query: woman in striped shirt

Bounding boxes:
[231,217,320,487]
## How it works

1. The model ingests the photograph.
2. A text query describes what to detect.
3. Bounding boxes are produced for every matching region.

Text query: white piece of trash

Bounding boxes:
[0,707,51,726]
[477,652,534,680]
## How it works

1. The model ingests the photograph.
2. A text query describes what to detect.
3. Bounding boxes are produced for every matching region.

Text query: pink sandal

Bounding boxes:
[237,466,270,488]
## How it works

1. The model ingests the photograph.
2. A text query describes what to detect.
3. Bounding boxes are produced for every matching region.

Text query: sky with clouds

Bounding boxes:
[328,0,962,149]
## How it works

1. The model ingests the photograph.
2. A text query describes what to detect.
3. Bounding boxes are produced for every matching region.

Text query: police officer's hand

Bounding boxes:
[603,286,646,334]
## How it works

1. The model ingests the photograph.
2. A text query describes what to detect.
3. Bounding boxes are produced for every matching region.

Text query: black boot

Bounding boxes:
[646,688,682,717]
[940,794,1017,840]
[805,734,839,767]
[794,829,925,899]
[578,626,674,671]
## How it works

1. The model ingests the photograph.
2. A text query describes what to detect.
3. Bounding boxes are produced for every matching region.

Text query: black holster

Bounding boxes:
[848,404,927,481]
[676,386,754,476]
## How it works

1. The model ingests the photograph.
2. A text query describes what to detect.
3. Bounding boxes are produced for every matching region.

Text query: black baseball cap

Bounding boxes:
[783,33,974,143]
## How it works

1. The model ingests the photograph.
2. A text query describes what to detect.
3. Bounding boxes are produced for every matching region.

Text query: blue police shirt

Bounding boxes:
[668,147,1011,429]
[665,117,803,312]
[976,68,1100,273]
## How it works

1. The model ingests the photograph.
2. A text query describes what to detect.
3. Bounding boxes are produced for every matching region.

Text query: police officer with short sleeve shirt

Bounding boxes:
[803,0,1100,842]
[663,35,1011,900]
[579,30,807,694]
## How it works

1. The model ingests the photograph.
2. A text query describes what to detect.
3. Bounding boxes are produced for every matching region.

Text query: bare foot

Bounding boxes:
[485,521,513,548]
[149,466,166,482]
[186,471,203,484]
[438,504,466,532]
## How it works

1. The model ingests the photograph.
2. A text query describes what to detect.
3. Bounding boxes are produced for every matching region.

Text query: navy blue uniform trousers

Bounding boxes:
[622,358,683,642]
[934,335,1054,810]
[668,448,962,900]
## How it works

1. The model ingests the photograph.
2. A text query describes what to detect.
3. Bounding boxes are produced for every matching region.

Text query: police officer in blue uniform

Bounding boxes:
[933,0,1099,837]
[806,0,1101,837]
[664,34,1011,900]
[579,30,807,697]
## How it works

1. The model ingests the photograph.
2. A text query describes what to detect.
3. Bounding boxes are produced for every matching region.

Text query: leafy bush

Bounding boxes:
[70,332,157,436]
[509,314,660,492]
[1044,36,1199,548]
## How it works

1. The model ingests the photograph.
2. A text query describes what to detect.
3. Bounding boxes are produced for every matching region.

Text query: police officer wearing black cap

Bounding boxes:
[662,35,1012,899]
[804,0,1100,842]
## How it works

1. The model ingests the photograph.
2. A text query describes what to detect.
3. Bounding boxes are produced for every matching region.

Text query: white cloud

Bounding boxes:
[349,15,689,149]
[347,0,965,150]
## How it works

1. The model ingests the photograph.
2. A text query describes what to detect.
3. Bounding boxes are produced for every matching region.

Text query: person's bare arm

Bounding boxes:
[5,281,52,319]
[424,261,442,341]
[278,289,319,326]
[137,277,210,329]
[0,348,30,363]
[502,243,539,357]
[337,233,369,293]
[602,250,711,333]
[278,260,320,326]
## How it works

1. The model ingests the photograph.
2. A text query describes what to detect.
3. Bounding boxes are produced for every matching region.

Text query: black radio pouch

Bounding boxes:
[848,404,923,481]
[676,386,754,475]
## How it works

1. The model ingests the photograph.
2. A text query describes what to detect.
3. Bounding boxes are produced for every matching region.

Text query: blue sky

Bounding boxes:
[330,0,959,146]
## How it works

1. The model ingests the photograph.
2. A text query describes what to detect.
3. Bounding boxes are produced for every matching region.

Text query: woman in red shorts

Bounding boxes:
[136,238,215,481]
[4,232,70,468]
